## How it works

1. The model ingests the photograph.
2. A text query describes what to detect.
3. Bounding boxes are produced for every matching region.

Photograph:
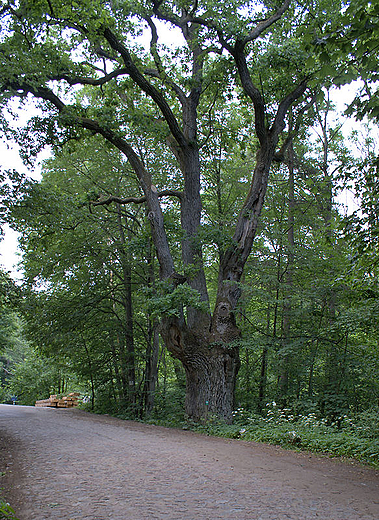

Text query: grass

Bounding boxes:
[0,499,18,520]
[0,471,18,520]
[145,403,379,468]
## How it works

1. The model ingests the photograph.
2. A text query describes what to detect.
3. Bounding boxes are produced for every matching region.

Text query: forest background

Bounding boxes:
[1,0,379,465]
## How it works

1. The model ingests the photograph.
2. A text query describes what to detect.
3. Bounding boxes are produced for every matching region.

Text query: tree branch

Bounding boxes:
[1,78,176,280]
[233,50,267,145]
[91,189,183,207]
[274,91,317,161]
[2,81,66,111]
[270,78,309,141]
[103,27,187,148]
[240,0,292,47]
[151,1,183,28]
[144,68,187,107]
[54,68,129,87]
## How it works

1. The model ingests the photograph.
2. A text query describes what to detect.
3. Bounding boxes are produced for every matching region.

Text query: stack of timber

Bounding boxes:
[35,392,80,408]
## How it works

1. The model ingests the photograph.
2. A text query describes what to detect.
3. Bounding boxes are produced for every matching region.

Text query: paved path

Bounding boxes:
[1,404,379,519]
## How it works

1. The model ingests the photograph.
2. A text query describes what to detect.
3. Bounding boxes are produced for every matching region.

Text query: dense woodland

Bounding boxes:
[0,0,379,452]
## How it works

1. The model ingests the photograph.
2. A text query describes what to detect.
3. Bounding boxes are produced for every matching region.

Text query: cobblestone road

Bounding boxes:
[1,404,378,519]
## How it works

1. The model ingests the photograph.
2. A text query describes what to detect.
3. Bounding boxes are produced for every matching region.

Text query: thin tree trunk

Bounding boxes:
[308,341,317,398]
[278,139,295,402]
[110,338,123,402]
[117,205,136,406]
[145,323,160,415]
[143,238,160,416]
[82,336,95,411]
[258,304,271,412]
[315,98,341,399]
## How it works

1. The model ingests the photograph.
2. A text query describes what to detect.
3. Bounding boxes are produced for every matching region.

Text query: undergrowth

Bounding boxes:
[145,403,379,468]
[0,499,18,520]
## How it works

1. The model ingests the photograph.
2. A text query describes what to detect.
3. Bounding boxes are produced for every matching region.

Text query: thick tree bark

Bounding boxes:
[178,143,211,329]
[184,347,240,423]
[160,311,241,422]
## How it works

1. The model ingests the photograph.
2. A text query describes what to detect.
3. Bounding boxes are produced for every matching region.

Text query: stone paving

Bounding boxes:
[1,404,379,519]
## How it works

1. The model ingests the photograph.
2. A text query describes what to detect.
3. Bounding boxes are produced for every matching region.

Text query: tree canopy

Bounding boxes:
[1,0,379,425]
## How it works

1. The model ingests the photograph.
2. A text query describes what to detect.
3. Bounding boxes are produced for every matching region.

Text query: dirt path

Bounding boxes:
[1,405,379,520]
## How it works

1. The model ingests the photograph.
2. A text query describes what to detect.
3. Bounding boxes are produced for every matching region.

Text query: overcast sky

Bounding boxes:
[0,135,44,279]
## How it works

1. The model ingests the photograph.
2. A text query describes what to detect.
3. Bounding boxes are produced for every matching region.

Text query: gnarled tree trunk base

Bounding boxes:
[161,317,240,424]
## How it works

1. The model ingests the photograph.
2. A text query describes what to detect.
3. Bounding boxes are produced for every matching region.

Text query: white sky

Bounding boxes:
[0,139,25,278]
[0,136,44,279]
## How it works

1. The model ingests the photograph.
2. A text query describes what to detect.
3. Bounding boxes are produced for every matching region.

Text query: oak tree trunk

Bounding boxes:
[160,305,241,423]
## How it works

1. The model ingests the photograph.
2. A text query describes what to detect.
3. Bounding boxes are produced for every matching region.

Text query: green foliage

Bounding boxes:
[0,265,84,406]
[315,0,379,121]
[0,0,378,428]
[6,350,78,406]
[0,499,18,520]
[0,271,19,315]
[229,404,379,467]
[139,400,379,467]
[143,281,209,319]
[144,386,186,427]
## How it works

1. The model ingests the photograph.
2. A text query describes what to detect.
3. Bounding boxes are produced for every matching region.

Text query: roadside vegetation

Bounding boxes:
[140,399,379,468]
[0,500,18,520]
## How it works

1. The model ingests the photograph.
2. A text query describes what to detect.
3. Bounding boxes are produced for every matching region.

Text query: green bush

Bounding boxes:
[0,499,18,520]
[228,404,379,467]
[145,387,186,427]
[134,398,379,467]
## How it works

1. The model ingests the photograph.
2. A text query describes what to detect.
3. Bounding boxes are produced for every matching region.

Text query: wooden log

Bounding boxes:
[35,393,80,407]
[35,401,57,407]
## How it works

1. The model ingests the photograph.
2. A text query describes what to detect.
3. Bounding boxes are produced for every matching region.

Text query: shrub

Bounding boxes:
[196,405,379,467]
[0,499,18,520]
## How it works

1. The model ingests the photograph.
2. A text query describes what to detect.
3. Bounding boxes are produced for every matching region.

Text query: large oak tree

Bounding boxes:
[0,0,341,421]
